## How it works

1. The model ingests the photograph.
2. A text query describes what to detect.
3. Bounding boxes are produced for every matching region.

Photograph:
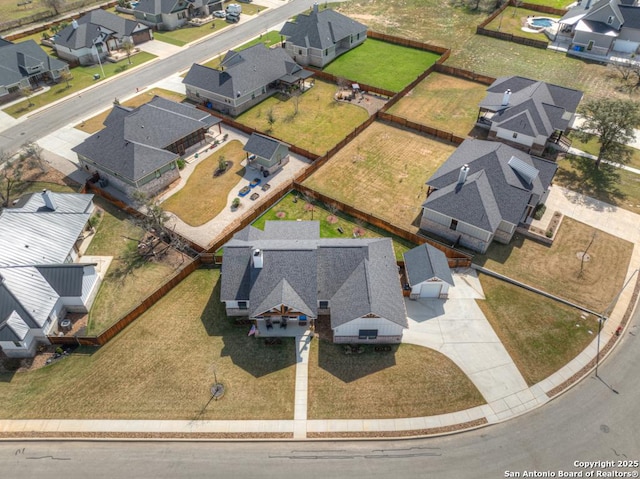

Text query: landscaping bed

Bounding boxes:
[307,340,485,419]
[302,121,457,231]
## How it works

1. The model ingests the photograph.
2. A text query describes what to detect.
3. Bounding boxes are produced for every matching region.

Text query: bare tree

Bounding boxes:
[19,85,34,107]
[291,87,302,116]
[59,69,73,89]
[121,40,135,65]
[44,0,65,16]
[22,142,48,173]
[266,107,276,133]
[0,152,25,208]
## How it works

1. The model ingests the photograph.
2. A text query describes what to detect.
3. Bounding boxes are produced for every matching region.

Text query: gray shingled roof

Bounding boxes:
[72,97,217,182]
[54,10,147,50]
[424,140,558,232]
[221,221,407,328]
[134,0,183,15]
[479,76,583,137]
[279,8,367,50]
[403,244,454,287]
[244,133,289,160]
[620,4,640,29]
[183,44,312,100]
[0,40,67,87]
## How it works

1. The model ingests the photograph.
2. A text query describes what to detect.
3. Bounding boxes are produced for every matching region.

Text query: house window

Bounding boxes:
[449,219,458,231]
[170,162,176,170]
[178,11,187,19]
[319,301,329,309]
[238,301,248,310]
[512,132,518,139]
[324,49,328,56]
[298,49,303,55]
[358,329,378,340]
[13,341,22,348]
[155,170,161,178]
[607,16,614,24]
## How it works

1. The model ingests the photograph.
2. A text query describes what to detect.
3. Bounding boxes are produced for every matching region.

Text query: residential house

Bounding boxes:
[133,0,222,31]
[402,244,454,299]
[0,39,69,104]
[53,10,152,66]
[0,191,100,358]
[183,43,313,116]
[420,139,558,254]
[558,0,640,57]
[73,96,221,197]
[477,76,583,156]
[220,221,408,343]
[243,133,290,176]
[279,4,367,67]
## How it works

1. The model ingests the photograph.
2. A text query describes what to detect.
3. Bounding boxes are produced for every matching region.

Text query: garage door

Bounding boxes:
[419,283,441,298]
[613,39,639,53]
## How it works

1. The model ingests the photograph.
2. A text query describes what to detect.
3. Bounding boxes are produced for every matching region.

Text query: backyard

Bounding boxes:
[0,269,297,421]
[473,217,634,313]
[307,341,485,419]
[477,274,598,386]
[322,38,441,93]
[302,121,457,231]
[2,51,156,118]
[483,7,562,41]
[161,140,247,226]
[236,80,370,156]
[251,191,416,260]
[75,87,186,134]
[84,198,183,334]
[387,72,488,136]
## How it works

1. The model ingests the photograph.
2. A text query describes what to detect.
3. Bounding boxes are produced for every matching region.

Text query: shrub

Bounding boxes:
[545,229,553,238]
[176,158,186,170]
[232,197,240,208]
[533,204,546,221]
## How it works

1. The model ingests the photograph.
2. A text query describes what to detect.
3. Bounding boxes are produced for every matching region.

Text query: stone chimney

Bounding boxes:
[501,89,511,107]
[457,164,470,185]
[252,248,263,269]
[42,189,57,211]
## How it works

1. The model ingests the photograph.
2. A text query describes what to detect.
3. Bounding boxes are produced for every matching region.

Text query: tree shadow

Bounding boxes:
[317,339,398,383]
[200,279,297,378]
[556,155,625,205]
[472,233,532,267]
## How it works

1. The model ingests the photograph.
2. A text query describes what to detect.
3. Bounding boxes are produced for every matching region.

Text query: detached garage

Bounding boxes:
[403,244,454,299]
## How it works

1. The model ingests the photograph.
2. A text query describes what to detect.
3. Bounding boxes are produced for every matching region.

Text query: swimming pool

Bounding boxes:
[527,17,557,31]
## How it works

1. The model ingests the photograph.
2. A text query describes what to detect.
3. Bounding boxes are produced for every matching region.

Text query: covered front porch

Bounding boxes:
[253,317,313,338]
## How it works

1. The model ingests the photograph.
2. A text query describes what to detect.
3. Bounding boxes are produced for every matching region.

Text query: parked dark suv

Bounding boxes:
[226,12,240,23]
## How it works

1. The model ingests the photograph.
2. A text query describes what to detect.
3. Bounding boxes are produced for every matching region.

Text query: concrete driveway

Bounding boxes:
[403,268,531,405]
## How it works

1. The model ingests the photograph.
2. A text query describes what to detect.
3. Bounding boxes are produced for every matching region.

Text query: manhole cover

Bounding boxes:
[600,424,610,433]
[576,251,591,261]
[211,383,225,400]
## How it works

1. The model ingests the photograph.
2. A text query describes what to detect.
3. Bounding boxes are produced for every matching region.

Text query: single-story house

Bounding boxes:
[243,133,290,176]
[420,139,558,254]
[133,0,222,31]
[477,76,583,156]
[73,96,221,197]
[54,10,152,66]
[0,39,69,104]
[0,191,100,358]
[183,43,314,116]
[402,244,454,299]
[279,4,367,67]
[220,221,408,343]
[558,0,640,58]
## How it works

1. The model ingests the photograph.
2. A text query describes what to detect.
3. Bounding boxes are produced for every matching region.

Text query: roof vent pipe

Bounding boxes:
[252,248,263,269]
[457,164,470,185]
[501,89,512,106]
[72,19,78,29]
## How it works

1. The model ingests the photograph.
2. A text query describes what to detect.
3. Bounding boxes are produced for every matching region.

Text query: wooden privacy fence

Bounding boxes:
[377,112,465,145]
[367,30,449,55]
[433,64,496,85]
[293,183,472,266]
[476,27,549,49]
[49,257,202,346]
[308,68,396,98]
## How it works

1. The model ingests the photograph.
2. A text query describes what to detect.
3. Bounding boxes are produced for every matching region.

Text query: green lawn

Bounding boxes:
[0,269,297,420]
[323,38,440,93]
[154,20,226,46]
[567,132,640,171]
[523,0,571,8]
[162,140,247,226]
[474,217,634,313]
[387,72,488,136]
[201,30,283,69]
[236,80,369,156]
[478,274,598,386]
[252,191,416,260]
[84,198,177,334]
[308,341,484,419]
[484,7,561,41]
[3,51,156,118]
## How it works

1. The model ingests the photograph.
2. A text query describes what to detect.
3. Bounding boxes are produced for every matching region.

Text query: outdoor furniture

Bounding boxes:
[250,192,259,201]
[261,183,271,192]
[238,185,251,197]
[250,178,262,188]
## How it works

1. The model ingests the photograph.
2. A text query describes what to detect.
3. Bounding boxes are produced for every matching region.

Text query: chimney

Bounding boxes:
[585,0,592,8]
[313,2,318,13]
[252,248,263,269]
[72,19,79,29]
[457,164,470,185]
[42,189,57,211]
[501,89,511,106]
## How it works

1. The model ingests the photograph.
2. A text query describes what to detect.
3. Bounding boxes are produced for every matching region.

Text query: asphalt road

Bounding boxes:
[0,0,319,156]
[1,301,638,479]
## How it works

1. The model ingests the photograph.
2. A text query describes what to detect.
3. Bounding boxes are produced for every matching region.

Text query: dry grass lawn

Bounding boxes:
[303,121,457,231]
[162,140,246,226]
[388,73,488,136]
[474,217,634,313]
[0,270,297,420]
[477,274,599,386]
[236,80,369,156]
[308,341,485,419]
[75,88,187,134]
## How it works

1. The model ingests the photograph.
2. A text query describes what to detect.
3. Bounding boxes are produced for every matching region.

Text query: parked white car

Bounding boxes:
[213,10,226,18]
[225,3,242,15]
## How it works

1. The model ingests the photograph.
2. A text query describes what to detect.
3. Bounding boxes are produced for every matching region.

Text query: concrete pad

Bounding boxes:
[138,39,183,58]
[37,124,90,164]
[148,73,187,95]
[467,364,529,403]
